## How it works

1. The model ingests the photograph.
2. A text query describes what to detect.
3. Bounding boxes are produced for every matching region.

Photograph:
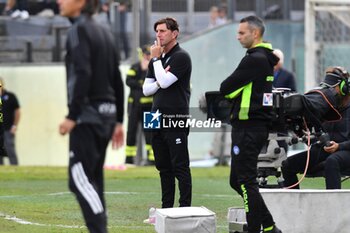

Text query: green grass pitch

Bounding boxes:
[0,166,349,233]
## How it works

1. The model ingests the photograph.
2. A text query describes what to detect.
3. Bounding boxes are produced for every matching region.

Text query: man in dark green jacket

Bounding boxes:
[220,15,281,233]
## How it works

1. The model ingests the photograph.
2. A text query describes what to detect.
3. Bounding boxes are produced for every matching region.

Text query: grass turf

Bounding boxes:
[0,166,349,233]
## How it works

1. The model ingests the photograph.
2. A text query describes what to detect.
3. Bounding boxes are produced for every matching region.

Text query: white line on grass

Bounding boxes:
[199,194,234,198]
[106,191,139,195]
[0,211,84,228]
[47,192,70,196]
[1,192,234,229]
[47,191,139,196]
[47,191,233,198]
[1,211,154,230]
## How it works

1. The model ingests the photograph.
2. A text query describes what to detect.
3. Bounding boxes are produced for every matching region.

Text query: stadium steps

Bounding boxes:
[0,15,69,63]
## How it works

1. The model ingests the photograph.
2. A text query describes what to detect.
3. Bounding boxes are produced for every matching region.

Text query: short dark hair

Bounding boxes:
[82,0,99,16]
[153,17,179,32]
[240,15,265,36]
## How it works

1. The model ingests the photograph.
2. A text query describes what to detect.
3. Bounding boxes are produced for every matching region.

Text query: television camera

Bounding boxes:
[203,81,348,187]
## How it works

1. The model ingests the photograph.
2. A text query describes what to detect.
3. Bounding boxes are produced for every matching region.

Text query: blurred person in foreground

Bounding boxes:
[57,0,124,231]
[143,17,192,208]
[125,45,154,165]
[220,16,282,233]
[0,78,20,165]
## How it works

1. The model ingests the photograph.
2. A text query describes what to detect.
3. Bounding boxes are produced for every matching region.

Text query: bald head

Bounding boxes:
[273,49,284,70]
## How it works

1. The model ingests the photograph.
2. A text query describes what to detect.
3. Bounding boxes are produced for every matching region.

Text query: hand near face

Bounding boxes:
[150,37,163,58]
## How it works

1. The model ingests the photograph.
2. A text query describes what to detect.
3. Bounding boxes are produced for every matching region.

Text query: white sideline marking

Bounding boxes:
[0,211,83,228]
[47,191,139,196]
[200,194,234,198]
[48,192,70,196]
[0,211,153,229]
[106,191,138,195]
[47,191,231,198]
[1,192,231,229]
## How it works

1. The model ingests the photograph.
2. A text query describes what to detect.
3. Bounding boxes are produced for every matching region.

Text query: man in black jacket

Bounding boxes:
[57,0,124,232]
[220,16,281,233]
[282,67,350,189]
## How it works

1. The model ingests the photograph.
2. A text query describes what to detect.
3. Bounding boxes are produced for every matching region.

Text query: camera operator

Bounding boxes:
[282,67,350,189]
[220,16,281,233]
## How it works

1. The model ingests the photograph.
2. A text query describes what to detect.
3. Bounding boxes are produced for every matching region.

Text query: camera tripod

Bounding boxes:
[257,133,291,188]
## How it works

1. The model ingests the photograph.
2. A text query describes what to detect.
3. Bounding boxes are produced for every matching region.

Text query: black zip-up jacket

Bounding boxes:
[220,43,279,126]
[65,15,124,124]
[323,105,350,151]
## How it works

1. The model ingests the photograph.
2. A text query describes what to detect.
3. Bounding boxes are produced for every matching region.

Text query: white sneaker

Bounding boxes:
[143,218,156,225]
[20,10,29,20]
[10,9,21,18]
[143,218,151,224]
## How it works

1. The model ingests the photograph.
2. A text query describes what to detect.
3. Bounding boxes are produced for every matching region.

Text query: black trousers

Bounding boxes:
[281,145,350,189]
[152,129,192,208]
[68,123,114,233]
[125,103,152,163]
[230,125,275,233]
[0,131,18,165]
